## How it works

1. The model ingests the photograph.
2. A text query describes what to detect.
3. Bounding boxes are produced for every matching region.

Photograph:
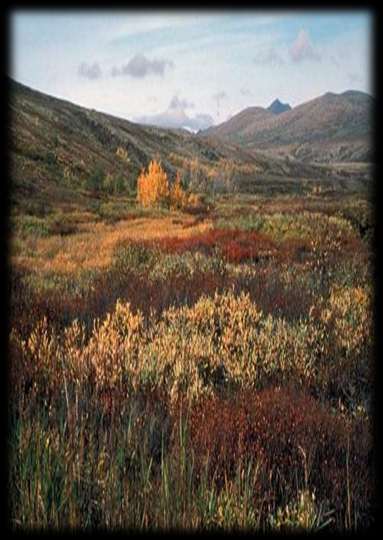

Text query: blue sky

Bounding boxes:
[10,10,372,131]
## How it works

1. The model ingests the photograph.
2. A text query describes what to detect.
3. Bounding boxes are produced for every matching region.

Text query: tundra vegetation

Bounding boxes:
[9,156,374,532]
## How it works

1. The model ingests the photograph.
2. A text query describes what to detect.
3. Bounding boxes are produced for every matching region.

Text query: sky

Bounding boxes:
[9,10,373,131]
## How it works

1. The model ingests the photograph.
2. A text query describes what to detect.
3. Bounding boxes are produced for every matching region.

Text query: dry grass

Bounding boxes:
[11,215,213,274]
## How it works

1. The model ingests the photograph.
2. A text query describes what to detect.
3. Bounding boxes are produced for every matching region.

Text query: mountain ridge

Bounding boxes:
[201,90,373,163]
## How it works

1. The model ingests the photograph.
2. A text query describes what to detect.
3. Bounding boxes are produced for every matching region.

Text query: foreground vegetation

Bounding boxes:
[9,190,375,531]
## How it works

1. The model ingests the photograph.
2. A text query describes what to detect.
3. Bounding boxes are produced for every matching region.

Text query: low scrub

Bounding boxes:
[185,387,373,529]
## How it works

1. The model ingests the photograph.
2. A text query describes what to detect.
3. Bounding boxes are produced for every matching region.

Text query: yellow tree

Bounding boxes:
[137,160,170,207]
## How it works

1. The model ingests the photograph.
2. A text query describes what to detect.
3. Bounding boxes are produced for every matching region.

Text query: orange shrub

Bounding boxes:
[137,160,170,207]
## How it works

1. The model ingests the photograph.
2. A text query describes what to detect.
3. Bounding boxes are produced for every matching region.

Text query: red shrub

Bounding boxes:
[185,386,374,527]
[154,229,277,263]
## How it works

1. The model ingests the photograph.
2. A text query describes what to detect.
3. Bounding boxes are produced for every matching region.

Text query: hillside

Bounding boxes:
[8,79,371,216]
[201,90,373,164]
[8,79,219,196]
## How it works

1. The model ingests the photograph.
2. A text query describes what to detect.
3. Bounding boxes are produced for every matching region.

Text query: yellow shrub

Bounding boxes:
[11,286,372,404]
[115,146,130,163]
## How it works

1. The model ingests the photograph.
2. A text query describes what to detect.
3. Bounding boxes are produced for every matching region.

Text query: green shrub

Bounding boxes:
[216,213,265,232]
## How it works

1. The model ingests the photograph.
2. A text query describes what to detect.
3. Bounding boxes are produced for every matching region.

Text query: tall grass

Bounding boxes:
[9,380,373,530]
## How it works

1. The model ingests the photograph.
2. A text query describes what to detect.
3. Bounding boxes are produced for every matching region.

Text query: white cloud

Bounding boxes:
[169,95,194,110]
[111,54,174,78]
[213,91,227,101]
[254,47,284,65]
[330,55,340,67]
[78,61,102,80]
[289,29,320,63]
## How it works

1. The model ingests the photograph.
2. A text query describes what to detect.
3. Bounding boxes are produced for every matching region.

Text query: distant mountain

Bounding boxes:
[203,106,275,140]
[267,99,291,115]
[201,90,373,163]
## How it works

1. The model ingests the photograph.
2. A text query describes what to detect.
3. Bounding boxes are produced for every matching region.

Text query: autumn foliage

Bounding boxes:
[137,160,188,209]
[137,160,170,207]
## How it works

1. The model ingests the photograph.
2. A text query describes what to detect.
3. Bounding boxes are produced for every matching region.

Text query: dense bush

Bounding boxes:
[10,283,372,408]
